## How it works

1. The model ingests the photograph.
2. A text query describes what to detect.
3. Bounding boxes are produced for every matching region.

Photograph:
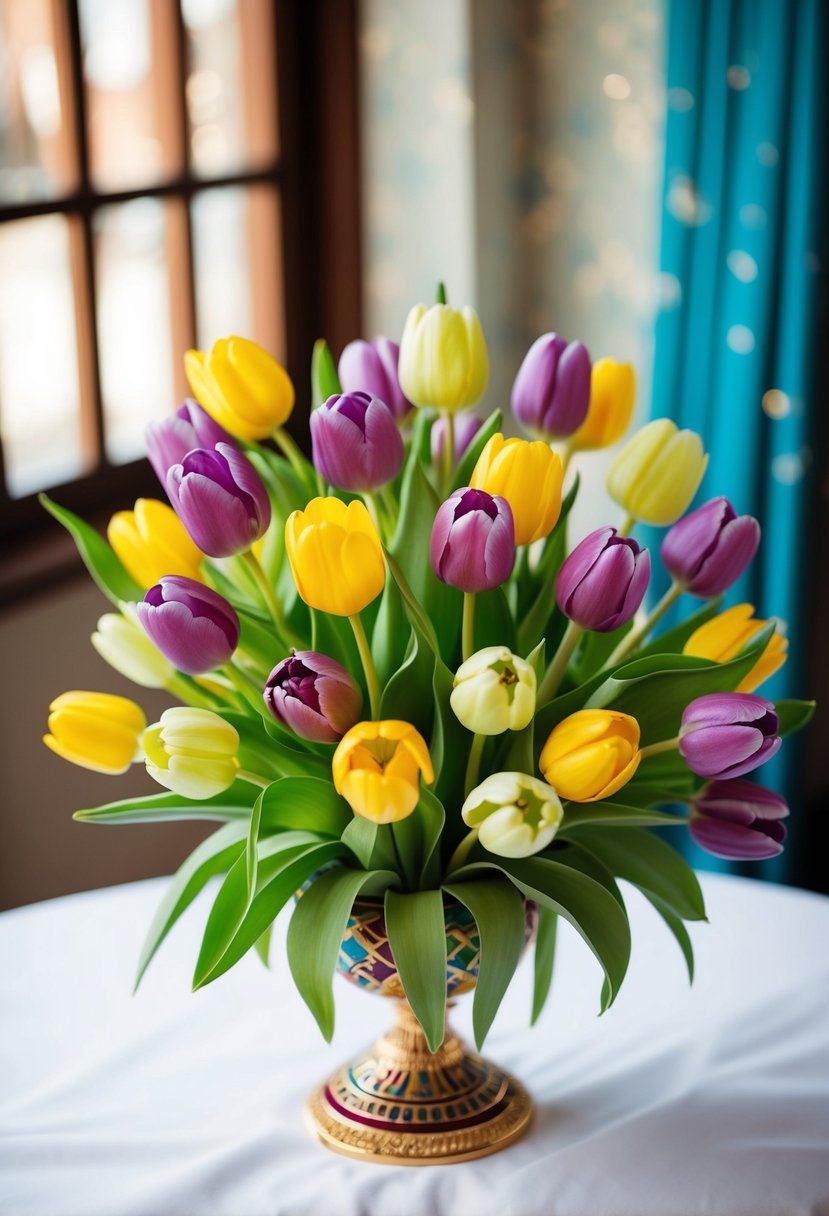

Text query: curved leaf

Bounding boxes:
[559,802,688,833]
[775,698,815,737]
[531,907,557,1025]
[257,776,352,837]
[575,827,706,922]
[74,781,257,824]
[453,408,502,490]
[287,866,398,1041]
[391,786,445,890]
[443,878,525,1048]
[384,888,447,1052]
[40,494,143,606]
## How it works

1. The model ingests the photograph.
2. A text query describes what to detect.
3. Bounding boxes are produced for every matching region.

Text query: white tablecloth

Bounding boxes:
[1,873,828,1216]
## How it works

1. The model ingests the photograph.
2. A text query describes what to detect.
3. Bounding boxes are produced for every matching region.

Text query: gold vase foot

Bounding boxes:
[304,1002,532,1165]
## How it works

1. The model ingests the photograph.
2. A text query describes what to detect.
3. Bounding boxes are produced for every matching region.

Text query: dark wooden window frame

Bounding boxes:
[0,0,361,603]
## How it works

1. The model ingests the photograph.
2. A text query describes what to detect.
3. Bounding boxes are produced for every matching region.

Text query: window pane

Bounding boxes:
[183,0,278,178]
[191,184,284,359]
[0,216,87,497]
[95,199,174,464]
[79,0,181,191]
[0,0,78,202]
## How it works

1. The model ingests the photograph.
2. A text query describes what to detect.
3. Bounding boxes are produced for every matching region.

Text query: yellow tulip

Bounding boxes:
[285,497,385,617]
[683,603,788,693]
[332,720,434,824]
[470,433,563,545]
[184,335,294,441]
[539,709,641,802]
[43,691,146,775]
[108,498,204,590]
[143,707,239,800]
[398,303,488,412]
[606,418,708,526]
[569,358,636,451]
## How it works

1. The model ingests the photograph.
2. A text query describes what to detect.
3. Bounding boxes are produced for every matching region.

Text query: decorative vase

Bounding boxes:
[303,896,536,1165]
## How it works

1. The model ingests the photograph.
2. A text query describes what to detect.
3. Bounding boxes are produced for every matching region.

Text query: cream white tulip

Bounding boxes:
[450,646,536,735]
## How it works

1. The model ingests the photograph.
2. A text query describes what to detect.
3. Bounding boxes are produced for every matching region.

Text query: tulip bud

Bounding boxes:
[539,709,641,802]
[679,692,781,780]
[661,497,760,597]
[108,498,205,590]
[332,720,434,824]
[683,604,788,693]
[91,609,175,689]
[470,433,563,546]
[143,707,239,799]
[285,497,385,617]
[431,413,482,465]
[338,337,413,421]
[430,488,515,593]
[462,772,563,858]
[511,334,591,440]
[569,358,636,452]
[184,336,294,441]
[145,398,234,488]
[607,418,708,526]
[450,646,536,735]
[264,651,362,744]
[690,778,789,860]
[398,302,489,412]
[137,576,239,675]
[167,443,271,558]
[310,391,404,492]
[43,691,146,775]
[556,527,650,632]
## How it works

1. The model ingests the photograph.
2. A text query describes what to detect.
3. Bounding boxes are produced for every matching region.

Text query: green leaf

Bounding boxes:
[775,698,816,737]
[430,651,469,812]
[586,623,776,744]
[194,839,351,988]
[257,776,352,837]
[134,822,248,989]
[391,786,446,890]
[223,711,331,782]
[559,801,688,833]
[192,831,330,988]
[576,827,706,922]
[287,866,397,1040]
[246,788,264,894]
[473,586,516,651]
[443,878,525,1048]
[571,620,633,684]
[40,494,144,606]
[380,626,435,739]
[452,408,502,490]
[454,855,630,1011]
[311,338,342,410]
[372,576,408,688]
[384,888,447,1052]
[635,596,724,659]
[646,895,695,982]
[531,907,557,1024]
[74,781,257,824]
[254,925,272,968]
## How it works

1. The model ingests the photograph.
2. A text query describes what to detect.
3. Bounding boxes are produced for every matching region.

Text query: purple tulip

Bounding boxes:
[679,693,781,780]
[310,391,405,492]
[556,526,650,632]
[511,334,591,439]
[431,413,483,465]
[264,651,362,744]
[167,443,271,557]
[137,576,239,675]
[690,778,788,860]
[145,399,234,488]
[661,497,760,597]
[430,487,515,593]
[338,337,413,421]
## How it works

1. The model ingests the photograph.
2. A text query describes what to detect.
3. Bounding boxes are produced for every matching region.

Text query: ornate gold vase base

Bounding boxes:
[304,1002,532,1165]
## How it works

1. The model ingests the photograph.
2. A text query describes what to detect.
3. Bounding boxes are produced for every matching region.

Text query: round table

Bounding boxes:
[2,873,828,1216]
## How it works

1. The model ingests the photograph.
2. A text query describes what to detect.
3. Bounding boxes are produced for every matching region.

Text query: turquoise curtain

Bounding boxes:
[649,0,824,880]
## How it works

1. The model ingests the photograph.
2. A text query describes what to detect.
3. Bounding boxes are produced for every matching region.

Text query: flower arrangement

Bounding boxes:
[42,291,813,1072]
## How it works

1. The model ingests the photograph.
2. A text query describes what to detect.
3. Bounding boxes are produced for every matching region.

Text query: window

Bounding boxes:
[0,1,362,564]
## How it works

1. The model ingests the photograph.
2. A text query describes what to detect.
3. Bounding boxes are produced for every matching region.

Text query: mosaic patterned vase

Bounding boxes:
[304,896,536,1165]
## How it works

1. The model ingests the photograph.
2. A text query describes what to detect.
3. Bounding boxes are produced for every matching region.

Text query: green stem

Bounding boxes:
[225,662,265,715]
[272,425,310,484]
[537,620,583,704]
[605,581,684,668]
[241,549,303,650]
[237,768,271,789]
[388,823,410,889]
[464,732,486,797]
[361,491,387,541]
[378,484,398,533]
[617,513,636,537]
[462,592,476,661]
[349,613,381,719]
[445,826,479,876]
[558,441,573,477]
[440,409,455,499]
[638,737,681,761]
[165,674,219,710]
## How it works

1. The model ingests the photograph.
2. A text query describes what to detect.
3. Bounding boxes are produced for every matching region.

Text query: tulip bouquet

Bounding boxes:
[42,296,813,1076]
